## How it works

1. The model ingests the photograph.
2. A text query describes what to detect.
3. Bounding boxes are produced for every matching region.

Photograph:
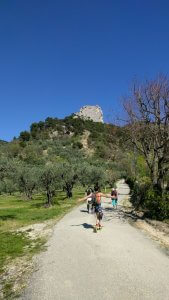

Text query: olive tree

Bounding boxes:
[39,164,61,206]
[16,164,39,199]
[59,162,78,198]
[78,163,108,190]
[0,158,8,182]
[0,178,17,195]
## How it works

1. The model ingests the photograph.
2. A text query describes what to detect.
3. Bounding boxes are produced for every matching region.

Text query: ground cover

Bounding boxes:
[0,188,84,293]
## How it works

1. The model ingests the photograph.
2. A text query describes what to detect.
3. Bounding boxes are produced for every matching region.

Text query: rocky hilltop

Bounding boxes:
[75,105,104,123]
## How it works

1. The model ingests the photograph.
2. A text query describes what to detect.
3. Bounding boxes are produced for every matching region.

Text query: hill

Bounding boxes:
[0,113,133,202]
[0,110,168,218]
[17,114,128,160]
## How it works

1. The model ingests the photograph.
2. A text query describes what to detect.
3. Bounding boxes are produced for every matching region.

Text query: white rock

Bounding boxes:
[75,105,104,123]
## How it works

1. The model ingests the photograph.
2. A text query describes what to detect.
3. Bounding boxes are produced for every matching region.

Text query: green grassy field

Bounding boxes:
[0,189,85,275]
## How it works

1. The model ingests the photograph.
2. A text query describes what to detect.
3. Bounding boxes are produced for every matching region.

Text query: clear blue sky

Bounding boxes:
[1,0,169,141]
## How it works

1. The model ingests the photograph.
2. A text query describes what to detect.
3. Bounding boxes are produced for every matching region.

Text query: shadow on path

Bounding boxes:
[71,223,93,229]
[80,209,88,213]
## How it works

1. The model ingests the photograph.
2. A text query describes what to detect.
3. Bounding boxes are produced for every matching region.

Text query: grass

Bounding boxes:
[0,188,85,275]
[0,232,31,273]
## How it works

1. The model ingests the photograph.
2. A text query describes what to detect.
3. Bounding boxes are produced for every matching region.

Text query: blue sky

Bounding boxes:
[0,0,169,141]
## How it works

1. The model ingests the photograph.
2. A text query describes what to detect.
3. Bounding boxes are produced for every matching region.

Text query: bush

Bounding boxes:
[130,181,148,209]
[144,190,169,220]
[72,141,83,149]
[130,181,169,220]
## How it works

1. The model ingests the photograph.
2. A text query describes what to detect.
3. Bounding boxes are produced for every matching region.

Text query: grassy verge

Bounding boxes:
[0,188,84,298]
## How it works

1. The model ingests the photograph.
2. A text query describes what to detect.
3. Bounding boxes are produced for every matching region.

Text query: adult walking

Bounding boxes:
[85,187,93,213]
[111,188,118,209]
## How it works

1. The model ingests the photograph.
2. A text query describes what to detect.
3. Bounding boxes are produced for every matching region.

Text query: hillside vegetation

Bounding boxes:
[0,115,129,202]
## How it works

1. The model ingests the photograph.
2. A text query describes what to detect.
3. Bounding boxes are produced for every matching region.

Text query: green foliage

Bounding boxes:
[16,164,40,199]
[0,178,17,195]
[39,164,61,205]
[45,117,58,129]
[5,142,21,158]
[130,179,169,220]
[19,131,31,142]
[58,162,80,198]
[78,163,108,188]
[143,189,169,220]
[136,155,149,178]
[72,141,83,149]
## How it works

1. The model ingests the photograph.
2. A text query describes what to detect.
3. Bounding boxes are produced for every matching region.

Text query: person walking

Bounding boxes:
[86,187,93,213]
[79,187,111,229]
[111,188,118,209]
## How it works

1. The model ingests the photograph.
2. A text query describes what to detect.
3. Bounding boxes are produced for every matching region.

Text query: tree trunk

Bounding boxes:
[94,182,99,191]
[25,190,33,200]
[46,189,52,206]
[66,183,73,198]
[157,167,166,193]
[66,189,72,198]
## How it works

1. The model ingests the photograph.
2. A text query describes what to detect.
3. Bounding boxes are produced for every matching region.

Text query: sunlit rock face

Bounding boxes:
[75,105,104,123]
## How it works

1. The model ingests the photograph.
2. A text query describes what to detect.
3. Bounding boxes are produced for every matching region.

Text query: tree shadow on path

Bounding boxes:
[104,206,143,223]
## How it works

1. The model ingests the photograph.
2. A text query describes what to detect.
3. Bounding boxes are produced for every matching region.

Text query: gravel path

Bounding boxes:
[21,181,169,300]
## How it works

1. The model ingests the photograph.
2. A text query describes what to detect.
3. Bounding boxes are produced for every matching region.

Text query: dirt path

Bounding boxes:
[21,181,169,300]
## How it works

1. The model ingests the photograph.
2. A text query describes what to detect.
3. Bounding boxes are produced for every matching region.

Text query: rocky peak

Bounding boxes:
[75,105,104,123]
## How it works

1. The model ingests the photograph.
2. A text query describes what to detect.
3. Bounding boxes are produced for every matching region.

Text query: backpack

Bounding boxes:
[86,188,92,196]
[111,190,117,198]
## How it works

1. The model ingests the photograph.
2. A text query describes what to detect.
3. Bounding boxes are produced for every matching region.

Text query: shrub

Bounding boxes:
[130,181,169,220]
[144,190,169,220]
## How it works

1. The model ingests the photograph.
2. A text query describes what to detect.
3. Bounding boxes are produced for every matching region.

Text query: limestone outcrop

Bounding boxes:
[75,105,103,123]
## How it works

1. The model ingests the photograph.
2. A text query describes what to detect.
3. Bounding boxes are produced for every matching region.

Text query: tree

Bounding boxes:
[106,169,120,188]
[78,163,108,190]
[124,75,169,191]
[0,158,12,191]
[0,158,8,182]
[45,117,57,129]
[19,131,31,142]
[16,164,39,199]
[1,178,17,195]
[39,164,61,206]
[59,163,78,198]
[77,162,91,187]
[20,143,44,164]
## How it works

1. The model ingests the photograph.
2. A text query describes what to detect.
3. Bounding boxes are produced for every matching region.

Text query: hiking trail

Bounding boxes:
[21,181,169,300]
